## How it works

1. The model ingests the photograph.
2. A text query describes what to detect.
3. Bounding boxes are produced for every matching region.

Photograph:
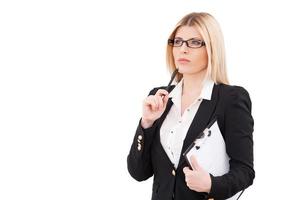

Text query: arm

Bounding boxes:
[127,88,158,181]
[208,86,255,199]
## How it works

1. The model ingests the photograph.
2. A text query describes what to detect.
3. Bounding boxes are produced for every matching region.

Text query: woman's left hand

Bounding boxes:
[183,155,212,193]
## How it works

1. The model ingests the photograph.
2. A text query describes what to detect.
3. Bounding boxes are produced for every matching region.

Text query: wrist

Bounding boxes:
[141,118,154,129]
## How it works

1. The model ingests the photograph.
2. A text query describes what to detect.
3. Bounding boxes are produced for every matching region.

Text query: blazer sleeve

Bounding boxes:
[208,86,255,199]
[127,88,159,181]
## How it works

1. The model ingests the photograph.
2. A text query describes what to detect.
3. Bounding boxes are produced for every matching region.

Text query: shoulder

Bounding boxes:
[218,83,251,99]
[218,83,252,109]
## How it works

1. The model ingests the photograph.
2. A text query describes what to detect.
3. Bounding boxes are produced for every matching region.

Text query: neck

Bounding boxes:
[182,70,207,96]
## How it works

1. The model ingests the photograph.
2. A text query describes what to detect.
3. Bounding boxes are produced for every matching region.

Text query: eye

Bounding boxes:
[174,38,183,45]
[191,40,202,45]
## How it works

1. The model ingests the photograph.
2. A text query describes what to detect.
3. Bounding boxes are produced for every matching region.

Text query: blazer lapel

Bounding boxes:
[178,84,220,167]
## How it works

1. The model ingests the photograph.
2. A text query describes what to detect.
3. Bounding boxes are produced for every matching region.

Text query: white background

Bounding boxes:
[1,0,301,199]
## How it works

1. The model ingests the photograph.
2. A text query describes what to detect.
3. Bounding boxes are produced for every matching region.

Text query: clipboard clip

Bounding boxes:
[183,117,217,156]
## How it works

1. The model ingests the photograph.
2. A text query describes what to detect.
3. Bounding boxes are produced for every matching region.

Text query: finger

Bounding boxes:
[163,94,169,106]
[151,96,158,111]
[155,95,163,110]
[183,167,192,175]
[144,97,156,108]
[145,97,158,110]
[190,155,201,171]
[186,181,196,190]
[156,89,169,95]
[188,185,198,191]
[153,96,161,110]
[183,167,188,174]
[183,168,190,183]
[155,89,169,97]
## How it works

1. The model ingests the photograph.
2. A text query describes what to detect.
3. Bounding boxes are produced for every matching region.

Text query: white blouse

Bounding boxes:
[160,78,214,168]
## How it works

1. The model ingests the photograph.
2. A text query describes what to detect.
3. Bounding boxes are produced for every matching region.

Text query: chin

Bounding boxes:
[177,66,193,74]
[178,65,207,75]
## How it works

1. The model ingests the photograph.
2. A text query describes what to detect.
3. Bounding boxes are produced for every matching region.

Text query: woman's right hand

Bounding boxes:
[141,89,169,129]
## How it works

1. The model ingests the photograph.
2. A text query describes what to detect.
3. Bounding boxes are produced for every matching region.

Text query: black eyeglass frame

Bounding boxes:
[168,38,206,48]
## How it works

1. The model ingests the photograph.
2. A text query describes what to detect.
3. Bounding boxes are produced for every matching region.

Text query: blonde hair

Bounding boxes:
[166,12,229,84]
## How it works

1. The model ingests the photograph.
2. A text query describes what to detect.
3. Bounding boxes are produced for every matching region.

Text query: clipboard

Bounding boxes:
[183,117,225,173]
[182,118,243,200]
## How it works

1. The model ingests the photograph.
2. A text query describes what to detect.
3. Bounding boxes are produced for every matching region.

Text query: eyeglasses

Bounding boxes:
[168,38,206,48]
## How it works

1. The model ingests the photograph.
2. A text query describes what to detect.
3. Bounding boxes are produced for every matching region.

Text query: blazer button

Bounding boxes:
[137,144,142,151]
[138,135,143,140]
[172,169,176,176]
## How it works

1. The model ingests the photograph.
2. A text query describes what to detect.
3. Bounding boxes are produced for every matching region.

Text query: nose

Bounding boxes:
[180,41,189,54]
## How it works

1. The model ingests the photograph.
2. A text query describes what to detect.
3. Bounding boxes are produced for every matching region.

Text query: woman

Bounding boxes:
[127,12,254,200]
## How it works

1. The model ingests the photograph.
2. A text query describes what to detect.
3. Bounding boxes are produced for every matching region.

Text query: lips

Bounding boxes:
[178,58,191,62]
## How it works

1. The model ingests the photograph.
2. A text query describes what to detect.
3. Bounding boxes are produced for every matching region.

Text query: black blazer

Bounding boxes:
[127,83,255,200]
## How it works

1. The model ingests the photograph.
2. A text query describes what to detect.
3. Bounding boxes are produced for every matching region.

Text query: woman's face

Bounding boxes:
[172,26,208,76]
